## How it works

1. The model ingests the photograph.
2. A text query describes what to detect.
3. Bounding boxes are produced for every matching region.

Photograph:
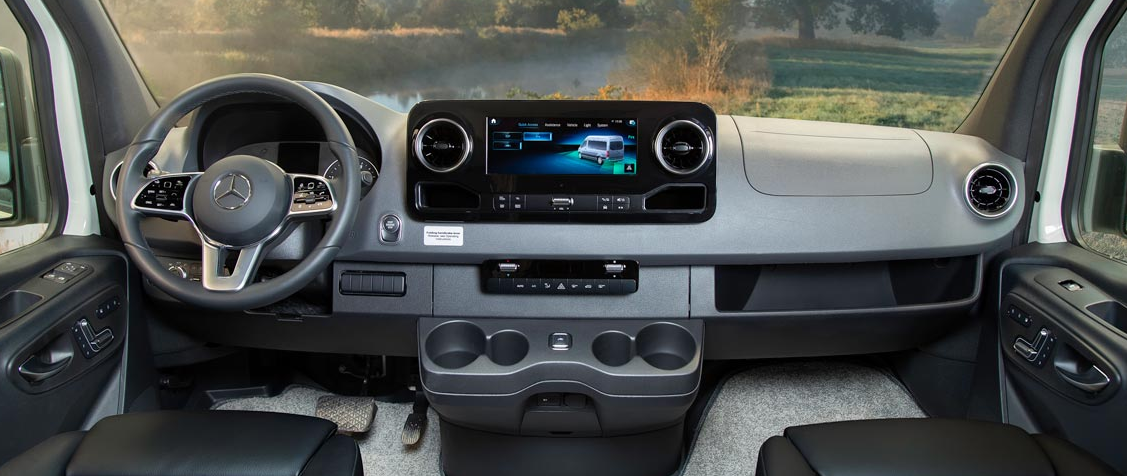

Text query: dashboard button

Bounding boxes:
[493,194,510,211]
[512,279,530,293]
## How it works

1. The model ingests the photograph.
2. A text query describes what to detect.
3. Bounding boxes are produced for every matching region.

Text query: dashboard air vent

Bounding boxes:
[965,163,1017,219]
[414,118,471,173]
[655,119,714,175]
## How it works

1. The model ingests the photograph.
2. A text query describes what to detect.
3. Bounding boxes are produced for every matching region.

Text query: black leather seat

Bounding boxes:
[0,411,362,476]
[757,418,1120,476]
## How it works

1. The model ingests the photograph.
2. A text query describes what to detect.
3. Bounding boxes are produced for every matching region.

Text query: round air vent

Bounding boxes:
[414,118,471,173]
[964,163,1017,219]
[654,119,714,175]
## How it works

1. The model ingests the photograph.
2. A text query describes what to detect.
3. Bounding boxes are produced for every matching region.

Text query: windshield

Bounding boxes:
[103,0,1033,132]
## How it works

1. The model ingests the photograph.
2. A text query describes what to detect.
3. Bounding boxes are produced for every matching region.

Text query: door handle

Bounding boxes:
[1054,359,1111,394]
[18,353,72,383]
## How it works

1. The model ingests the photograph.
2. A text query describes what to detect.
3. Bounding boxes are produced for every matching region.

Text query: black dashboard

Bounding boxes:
[101,82,1027,360]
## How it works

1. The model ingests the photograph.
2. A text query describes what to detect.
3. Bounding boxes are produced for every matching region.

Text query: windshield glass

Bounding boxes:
[103,0,1033,131]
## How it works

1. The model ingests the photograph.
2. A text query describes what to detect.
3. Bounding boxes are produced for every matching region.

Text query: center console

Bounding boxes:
[419,317,702,476]
[406,100,717,223]
[405,100,712,476]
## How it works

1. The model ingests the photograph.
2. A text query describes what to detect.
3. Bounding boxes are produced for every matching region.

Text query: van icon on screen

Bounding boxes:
[578,135,625,165]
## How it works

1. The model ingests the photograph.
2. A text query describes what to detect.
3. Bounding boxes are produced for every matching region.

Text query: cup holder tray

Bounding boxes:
[420,317,702,398]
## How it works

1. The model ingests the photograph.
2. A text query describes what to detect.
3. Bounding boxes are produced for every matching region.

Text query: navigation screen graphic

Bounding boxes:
[485,117,638,175]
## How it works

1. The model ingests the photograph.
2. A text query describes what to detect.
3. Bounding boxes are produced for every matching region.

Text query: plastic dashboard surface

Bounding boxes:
[103,83,1027,265]
[107,82,1031,358]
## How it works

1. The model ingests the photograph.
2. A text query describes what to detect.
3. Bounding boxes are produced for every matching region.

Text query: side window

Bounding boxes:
[0,5,50,254]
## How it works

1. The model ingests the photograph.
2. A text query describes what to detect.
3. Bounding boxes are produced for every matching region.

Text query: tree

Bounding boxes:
[557,8,604,33]
[974,0,1032,43]
[308,0,363,29]
[938,0,989,39]
[750,0,939,40]
[495,0,625,29]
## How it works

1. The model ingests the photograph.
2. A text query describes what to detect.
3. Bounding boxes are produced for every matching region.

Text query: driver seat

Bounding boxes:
[0,411,363,476]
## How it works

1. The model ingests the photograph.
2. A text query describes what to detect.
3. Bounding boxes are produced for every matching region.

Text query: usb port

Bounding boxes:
[604,263,626,274]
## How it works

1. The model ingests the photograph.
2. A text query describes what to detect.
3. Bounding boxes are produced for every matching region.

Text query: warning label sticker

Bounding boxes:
[423,226,464,246]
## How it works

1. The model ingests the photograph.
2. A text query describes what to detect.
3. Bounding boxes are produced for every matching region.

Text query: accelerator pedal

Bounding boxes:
[316,395,377,435]
[401,388,429,446]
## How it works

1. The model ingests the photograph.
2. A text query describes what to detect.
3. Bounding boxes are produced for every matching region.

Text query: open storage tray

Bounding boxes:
[419,317,703,436]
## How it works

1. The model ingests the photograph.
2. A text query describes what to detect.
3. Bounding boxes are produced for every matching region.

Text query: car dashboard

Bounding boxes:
[100,81,1024,359]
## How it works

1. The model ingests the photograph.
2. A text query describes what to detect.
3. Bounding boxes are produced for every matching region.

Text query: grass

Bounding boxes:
[720,41,1002,131]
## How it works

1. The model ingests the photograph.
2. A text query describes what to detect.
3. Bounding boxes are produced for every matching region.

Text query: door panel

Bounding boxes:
[996,243,1127,473]
[0,236,133,463]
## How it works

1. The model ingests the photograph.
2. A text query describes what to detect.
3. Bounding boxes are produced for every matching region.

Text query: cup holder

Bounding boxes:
[425,321,486,369]
[426,322,531,368]
[636,323,697,371]
[593,331,634,367]
[487,330,530,366]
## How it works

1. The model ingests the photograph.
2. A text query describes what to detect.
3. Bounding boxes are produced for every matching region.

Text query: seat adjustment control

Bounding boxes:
[72,319,114,359]
[1013,327,1054,368]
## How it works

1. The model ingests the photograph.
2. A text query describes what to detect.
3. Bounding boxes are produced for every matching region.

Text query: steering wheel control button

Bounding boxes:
[550,333,572,351]
[135,175,191,211]
[291,176,334,214]
[379,214,402,244]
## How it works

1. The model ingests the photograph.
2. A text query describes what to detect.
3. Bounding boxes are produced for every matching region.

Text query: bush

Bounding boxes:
[557,9,603,33]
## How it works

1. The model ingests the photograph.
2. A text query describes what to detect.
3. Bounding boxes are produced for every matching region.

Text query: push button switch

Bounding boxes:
[550,333,572,350]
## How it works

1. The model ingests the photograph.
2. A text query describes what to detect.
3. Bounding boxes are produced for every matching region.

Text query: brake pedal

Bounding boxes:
[401,387,429,446]
[316,395,377,435]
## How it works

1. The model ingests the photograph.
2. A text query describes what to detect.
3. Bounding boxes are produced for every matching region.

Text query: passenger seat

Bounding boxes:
[757,418,1119,476]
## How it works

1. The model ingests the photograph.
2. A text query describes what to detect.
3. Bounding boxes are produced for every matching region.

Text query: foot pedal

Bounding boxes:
[316,395,376,435]
[401,387,429,446]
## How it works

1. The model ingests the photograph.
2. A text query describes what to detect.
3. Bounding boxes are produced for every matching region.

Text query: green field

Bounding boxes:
[729,44,1002,131]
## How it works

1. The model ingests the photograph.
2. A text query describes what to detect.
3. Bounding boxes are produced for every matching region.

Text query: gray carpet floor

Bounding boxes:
[680,360,925,476]
[213,386,442,476]
[212,361,923,476]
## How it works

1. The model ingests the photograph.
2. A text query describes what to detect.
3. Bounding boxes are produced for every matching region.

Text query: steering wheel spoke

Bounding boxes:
[287,174,337,219]
[200,241,266,292]
[129,173,203,219]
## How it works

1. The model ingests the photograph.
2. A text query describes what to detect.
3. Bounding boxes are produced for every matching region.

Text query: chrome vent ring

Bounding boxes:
[964,163,1017,219]
[654,119,714,175]
[414,118,472,173]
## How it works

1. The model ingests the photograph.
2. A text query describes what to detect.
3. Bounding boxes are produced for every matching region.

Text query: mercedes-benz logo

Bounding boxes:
[212,172,253,210]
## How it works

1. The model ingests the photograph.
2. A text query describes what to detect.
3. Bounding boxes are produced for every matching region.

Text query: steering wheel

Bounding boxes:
[115,74,360,311]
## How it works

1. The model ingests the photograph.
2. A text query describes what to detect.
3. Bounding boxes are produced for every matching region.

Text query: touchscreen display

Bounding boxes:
[486,117,637,175]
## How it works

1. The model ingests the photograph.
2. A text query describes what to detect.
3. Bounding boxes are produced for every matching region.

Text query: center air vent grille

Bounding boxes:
[965,163,1016,219]
[655,120,714,175]
[414,118,471,173]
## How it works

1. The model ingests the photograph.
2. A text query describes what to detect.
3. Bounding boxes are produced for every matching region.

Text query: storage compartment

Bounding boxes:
[0,290,43,325]
[440,419,684,476]
[644,184,707,211]
[714,256,979,312]
[1088,301,1127,333]
[416,182,480,210]
[419,317,702,437]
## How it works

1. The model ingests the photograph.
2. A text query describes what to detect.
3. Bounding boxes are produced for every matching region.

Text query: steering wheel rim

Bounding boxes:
[116,74,360,311]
